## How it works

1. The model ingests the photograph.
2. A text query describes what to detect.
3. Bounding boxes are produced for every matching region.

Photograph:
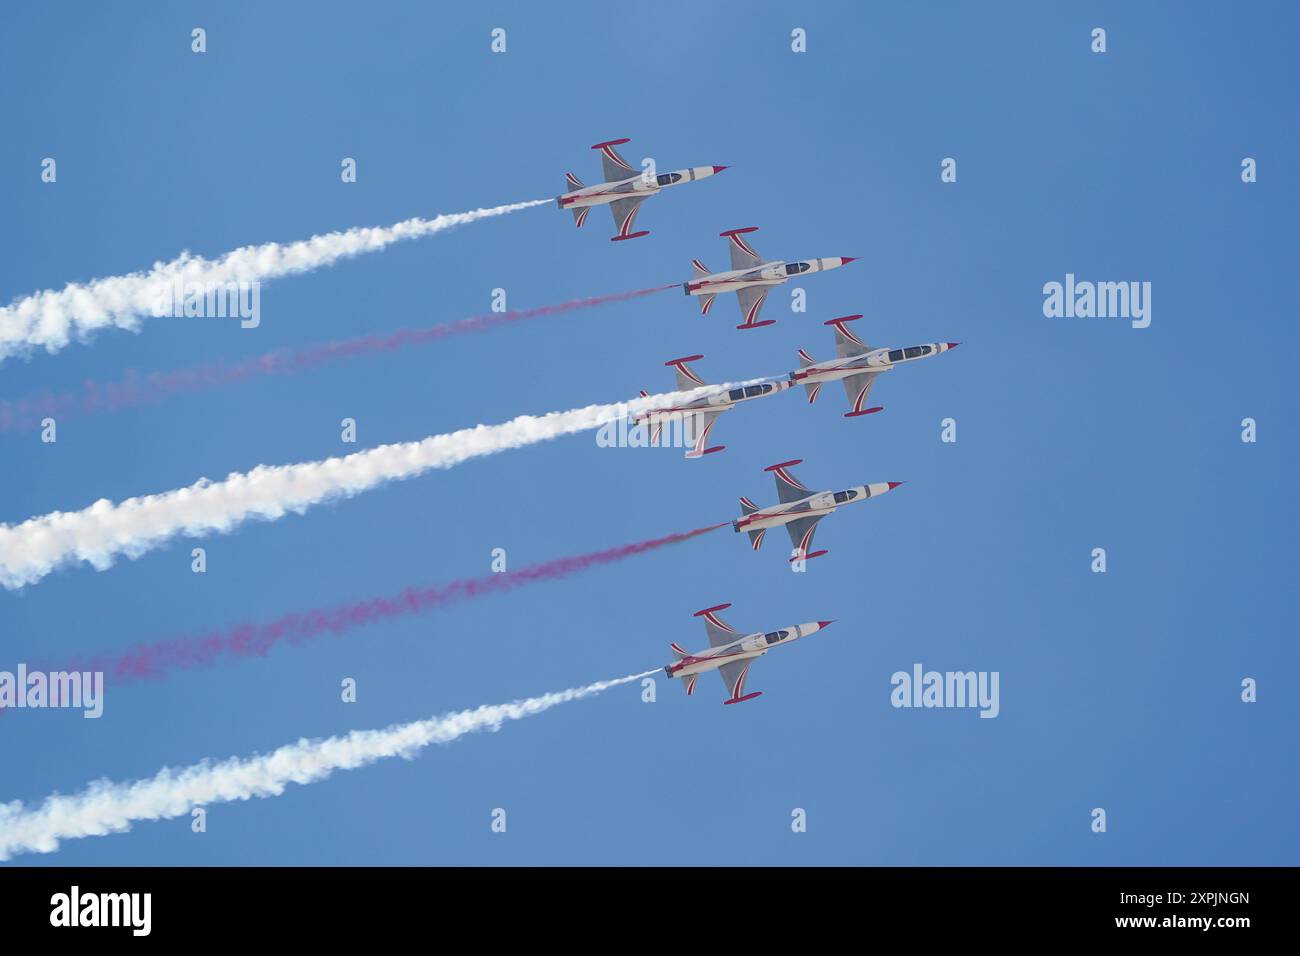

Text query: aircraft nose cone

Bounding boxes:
[817,621,835,629]
[887,481,905,490]
[841,256,857,264]
[946,342,961,349]
[712,165,729,174]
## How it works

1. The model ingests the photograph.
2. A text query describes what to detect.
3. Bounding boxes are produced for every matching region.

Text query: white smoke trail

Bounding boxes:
[0,199,550,363]
[0,670,656,861]
[0,381,762,589]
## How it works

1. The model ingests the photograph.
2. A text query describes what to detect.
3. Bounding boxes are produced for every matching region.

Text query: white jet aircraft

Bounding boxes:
[683,227,855,329]
[792,315,959,418]
[557,138,726,241]
[633,355,792,459]
[733,459,902,563]
[665,603,833,705]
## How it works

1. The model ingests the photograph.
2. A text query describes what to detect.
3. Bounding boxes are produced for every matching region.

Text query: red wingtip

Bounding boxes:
[611,231,650,242]
[712,165,729,174]
[844,406,884,418]
[666,354,705,366]
[736,319,777,330]
[723,691,763,705]
[825,314,863,325]
[765,459,803,471]
[694,603,732,617]
[791,549,829,562]
[720,226,758,236]
[591,138,631,149]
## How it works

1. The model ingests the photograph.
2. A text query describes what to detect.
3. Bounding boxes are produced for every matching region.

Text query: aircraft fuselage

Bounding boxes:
[794,341,956,386]
[683,257,853,297]
[664,621,827,680]
[732,484,897,534]
[557,166,721,210]
[633,380,791,424]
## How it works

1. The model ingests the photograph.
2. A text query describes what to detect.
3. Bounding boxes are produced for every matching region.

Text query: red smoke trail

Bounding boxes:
[0,284,676,431]
[0,523,724,711]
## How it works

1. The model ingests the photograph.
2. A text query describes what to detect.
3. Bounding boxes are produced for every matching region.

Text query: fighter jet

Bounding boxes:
[665,603,833,704]
[633,355,792,459]
[792,315,959,418]
[733,459,902,563]
[682,227,856,330]
[557,138,726,242]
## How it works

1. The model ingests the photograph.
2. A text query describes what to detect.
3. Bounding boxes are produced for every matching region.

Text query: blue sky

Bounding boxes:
[1,1,1296,865]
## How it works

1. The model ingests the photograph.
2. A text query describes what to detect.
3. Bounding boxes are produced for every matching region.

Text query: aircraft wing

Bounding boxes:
[735,286,772,329]
[828,316,874,357]
[717,658,755,702]
[841,370,884,415]
[784,514,826,560]
[593,138,639,182]
[609,195,648,239]
[768,460,811,503]
[683,408,725,458]
[696,604,740,647]
[667,355,708,391]
[724,228,764,270]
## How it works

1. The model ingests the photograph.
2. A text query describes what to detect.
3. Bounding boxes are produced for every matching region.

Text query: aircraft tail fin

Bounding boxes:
[698,293,717,317]
[691,259,711,277]
[739,495,759,517]
[570,207,590,228]
[670,642,689,660]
